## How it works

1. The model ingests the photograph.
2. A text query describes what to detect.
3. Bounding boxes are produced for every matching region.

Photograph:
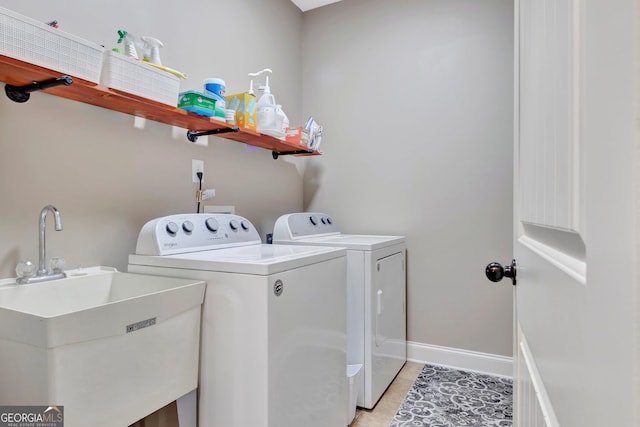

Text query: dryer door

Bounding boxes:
[371,251,406,400]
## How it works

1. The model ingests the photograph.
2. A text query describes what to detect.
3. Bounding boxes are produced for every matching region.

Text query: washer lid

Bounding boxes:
[272,212,405,250]
[274,233,405,251]
[129,244,346,275]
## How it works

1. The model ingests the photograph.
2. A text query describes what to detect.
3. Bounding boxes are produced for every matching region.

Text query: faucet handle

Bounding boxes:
[49,257,66,274]
[16,260,36,279]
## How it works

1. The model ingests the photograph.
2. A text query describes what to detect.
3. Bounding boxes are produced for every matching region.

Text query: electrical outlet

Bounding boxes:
[192,159,204,183]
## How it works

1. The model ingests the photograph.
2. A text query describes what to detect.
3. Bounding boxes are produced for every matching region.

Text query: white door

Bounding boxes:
[503,0,639,426]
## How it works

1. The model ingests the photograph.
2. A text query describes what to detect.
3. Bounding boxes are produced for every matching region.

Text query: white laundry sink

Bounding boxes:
[0,266,205,427]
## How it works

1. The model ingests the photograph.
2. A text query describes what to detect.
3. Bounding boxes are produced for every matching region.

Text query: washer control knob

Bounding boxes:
[205,218,219,233]
[321,217,327,224]
[182,220,194,233]
[166,222,179,236]
[229,220,239,231]
[240,220,250,231]
[309,215,319,226]
[326,217,333,225]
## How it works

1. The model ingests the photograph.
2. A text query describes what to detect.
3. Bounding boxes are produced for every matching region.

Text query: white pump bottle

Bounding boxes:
[253,69,278,134]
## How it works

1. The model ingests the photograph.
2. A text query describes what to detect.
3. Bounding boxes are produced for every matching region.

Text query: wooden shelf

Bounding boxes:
[0,55,319,157]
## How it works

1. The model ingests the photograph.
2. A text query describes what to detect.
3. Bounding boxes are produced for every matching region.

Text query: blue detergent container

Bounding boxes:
[204,78,226,119]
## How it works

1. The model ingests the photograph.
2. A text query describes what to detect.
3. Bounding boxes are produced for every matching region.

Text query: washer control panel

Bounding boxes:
[135,214,261,255]
[273,212,340,240]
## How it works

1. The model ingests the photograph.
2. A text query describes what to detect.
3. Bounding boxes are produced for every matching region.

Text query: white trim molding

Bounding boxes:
[517,324,560,426]
[407,341,513,378]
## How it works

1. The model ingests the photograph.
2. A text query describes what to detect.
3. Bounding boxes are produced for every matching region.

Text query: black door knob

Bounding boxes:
[485,259,517,286]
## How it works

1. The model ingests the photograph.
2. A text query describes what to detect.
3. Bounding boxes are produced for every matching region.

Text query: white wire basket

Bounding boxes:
[0,7,104,83]
[101,51,180,106]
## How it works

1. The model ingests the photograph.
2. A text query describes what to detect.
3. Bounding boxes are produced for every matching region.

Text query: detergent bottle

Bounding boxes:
[274,105,289,137]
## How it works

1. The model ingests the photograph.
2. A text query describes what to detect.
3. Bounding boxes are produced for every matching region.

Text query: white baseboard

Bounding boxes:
[407,341,514,378]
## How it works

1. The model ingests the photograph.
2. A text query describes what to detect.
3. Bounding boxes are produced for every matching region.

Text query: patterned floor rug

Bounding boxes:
[391,364,513,426]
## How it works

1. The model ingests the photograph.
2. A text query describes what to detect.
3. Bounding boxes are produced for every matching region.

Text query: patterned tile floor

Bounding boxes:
[350,362,513,427]
[350,362,424,427]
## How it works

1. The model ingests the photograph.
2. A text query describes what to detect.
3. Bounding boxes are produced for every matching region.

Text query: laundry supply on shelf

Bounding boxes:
[252,68,281,137]
[204,78,227,121]
[225,70,261,131]
[141,36,163,65]
[114,30,188,79]
[273,104,289,137]
[285,127,310,146]
[117,30,143,60]
[226,92,257,131]
[305,117,324,150]
[177,91,218,117]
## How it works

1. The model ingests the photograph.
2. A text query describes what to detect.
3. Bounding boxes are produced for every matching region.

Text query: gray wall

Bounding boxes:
[0,0,514,358]
[301,0,514,356]
[0,0,304,276]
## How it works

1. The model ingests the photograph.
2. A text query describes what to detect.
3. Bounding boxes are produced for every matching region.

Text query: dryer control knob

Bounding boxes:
[326,217,333,225]
[182,221,194,233]
[166,222,179,236]
[309,215,319,226]
[205,218,219,233]
[229,220,239,231]
[240,220,250,231]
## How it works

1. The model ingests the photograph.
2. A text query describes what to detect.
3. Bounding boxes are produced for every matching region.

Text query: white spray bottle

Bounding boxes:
[117,30,141,59]
[141,36,164,65]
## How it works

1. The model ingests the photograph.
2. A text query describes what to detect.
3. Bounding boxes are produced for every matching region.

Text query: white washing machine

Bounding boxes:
[128,213,348,427]
[273,212,406,409]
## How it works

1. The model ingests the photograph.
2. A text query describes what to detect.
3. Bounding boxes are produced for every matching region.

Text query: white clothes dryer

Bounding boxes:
[128,213,348,427]
[273,212,406,409]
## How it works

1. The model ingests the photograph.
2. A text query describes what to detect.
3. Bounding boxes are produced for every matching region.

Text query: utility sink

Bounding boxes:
[0,266,205,427]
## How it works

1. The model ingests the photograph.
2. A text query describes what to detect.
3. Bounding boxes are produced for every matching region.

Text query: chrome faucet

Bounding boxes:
[16,205,67,284]
[38,204,65,275]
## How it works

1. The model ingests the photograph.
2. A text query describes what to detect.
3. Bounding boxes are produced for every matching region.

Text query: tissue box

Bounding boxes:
[225,92,257,131]
[178,91,217,117]
[285,127,310,147]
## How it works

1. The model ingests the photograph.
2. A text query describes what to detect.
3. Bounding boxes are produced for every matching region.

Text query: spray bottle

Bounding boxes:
[253,68,278,134]
[141,36,164,65]
[117,30,142,60]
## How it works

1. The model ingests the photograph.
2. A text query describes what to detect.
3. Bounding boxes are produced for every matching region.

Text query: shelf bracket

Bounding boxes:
[5,75,73,103]
[187,127,240,143]
[272,149,314,160]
